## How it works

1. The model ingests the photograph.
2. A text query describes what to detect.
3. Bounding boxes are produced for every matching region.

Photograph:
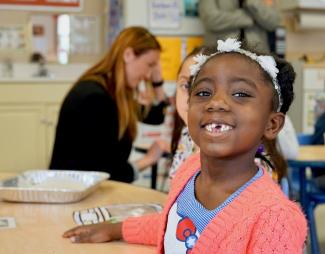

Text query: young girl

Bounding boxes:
[170,47,291,188]
[169,47,205,178]
[63,38,307,253]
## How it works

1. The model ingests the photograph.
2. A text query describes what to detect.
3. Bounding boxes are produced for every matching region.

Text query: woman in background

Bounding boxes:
[50,26,167,183]
[198,0,280,52]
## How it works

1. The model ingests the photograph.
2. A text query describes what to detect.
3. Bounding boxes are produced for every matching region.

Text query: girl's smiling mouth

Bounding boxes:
[202,122,234,134]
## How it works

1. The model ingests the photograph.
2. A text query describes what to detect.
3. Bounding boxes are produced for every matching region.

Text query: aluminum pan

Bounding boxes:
[0,170,110,203]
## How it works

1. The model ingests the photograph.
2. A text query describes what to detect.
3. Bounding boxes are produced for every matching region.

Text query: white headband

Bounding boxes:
[190,38,282,112]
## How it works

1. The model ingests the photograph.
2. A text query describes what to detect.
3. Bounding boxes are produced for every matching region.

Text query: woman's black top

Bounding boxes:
[49,80,166,183]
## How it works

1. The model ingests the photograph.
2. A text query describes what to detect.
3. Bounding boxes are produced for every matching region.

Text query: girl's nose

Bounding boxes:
[204,93,230,112]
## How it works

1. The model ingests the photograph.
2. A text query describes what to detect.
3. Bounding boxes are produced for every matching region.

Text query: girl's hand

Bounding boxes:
[62,222,122,243]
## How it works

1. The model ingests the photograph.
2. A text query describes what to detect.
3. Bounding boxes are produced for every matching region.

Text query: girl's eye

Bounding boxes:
[180,83,190,90]
[195,90,211,97]
[233,91,251,97]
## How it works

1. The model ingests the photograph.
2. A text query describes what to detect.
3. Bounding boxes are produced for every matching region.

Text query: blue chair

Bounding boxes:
[297,133,314,146]
[288,133,314,199]
[288,159,325,254]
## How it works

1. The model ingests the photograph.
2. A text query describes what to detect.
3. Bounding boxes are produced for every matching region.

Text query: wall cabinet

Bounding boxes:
[0,83,71,172]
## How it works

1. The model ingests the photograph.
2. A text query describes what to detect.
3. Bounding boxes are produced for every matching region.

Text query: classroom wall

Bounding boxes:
[0,0,107,63]
[1,0,325,72]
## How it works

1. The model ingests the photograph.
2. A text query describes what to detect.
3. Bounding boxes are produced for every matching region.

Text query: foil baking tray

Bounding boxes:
[0,170,109,203]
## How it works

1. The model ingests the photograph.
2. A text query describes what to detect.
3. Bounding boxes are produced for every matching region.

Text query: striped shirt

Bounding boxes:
[164,168,263,253]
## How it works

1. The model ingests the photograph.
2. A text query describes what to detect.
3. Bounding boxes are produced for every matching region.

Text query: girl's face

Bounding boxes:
[124,49,160,89]
[188,53,283,159]
[176,56,195,125]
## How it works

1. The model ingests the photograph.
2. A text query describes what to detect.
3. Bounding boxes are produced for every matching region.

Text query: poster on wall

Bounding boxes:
[70,15,100,55]
[157,36,182,81]
[0,25,27,50]
[149,0,181,29]
[0,0,83,12]
[186,36,203,56]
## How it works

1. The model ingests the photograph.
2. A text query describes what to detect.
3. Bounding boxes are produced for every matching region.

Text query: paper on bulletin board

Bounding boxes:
[0,25,28,50]
[186,36,203,56]
[149,0,181,29]
[157,36,182,81]
[70,15,100,55]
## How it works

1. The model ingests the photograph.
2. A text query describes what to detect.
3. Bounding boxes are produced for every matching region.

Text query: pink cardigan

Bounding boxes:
[122,153,307,253]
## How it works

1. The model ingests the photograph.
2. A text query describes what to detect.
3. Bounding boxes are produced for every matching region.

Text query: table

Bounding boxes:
[0,173,167,254]
[295,145,325,161]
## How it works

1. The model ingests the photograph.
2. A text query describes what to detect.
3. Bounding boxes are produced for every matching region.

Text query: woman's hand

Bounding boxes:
[133,139,170,171]
[62,222,122,243]
[146,139,170,165]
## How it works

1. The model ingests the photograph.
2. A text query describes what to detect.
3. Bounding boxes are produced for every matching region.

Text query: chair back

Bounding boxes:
[297,133,313,145]
[287,159,325,254]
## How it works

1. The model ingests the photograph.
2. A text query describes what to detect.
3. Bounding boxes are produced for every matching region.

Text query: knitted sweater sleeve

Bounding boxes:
[248,204,307,253]
[122,213,162,246]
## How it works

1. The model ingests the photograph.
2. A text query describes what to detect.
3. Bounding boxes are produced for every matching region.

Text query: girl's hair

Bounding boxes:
[74,26,161,140]
[262,139,288,180]
[188,44,296,180]
[171,46,206,156]
[252,53,296,180]
[260,56,296,180]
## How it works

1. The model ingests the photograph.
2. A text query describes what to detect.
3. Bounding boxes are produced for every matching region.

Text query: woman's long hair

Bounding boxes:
[74,26,161,140]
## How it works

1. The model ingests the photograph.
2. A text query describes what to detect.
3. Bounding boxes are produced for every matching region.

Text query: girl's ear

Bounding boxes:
[123,47,135,63]
[263,112,285,140]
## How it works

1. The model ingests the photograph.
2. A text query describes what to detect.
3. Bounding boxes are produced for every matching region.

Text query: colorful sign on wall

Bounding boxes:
[156,36,182,81]
[186,36,203,56]
[0,0,82,12]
